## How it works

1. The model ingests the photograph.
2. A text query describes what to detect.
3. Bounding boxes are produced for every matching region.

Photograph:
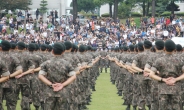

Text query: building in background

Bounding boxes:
[29,0,72,19]
[175,0,184,12]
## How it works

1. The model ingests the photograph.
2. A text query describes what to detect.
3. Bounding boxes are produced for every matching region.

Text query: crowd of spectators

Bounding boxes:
[0,11,184,50]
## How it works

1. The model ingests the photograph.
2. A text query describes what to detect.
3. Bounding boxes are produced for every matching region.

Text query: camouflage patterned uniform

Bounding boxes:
[39,56,75,110]
[0,58,11,110]
[30,53,43,109]
[15,51,35,110]
[99,51,108,73]
[122,53,135,107]
[151,54,184,110]
[132,50,153,110]
[1,52,22,110]
[145,51,164,110]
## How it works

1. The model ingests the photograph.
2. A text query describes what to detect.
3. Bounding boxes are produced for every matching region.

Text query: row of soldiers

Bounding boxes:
[0,40,106,110]
[107,39,184,110]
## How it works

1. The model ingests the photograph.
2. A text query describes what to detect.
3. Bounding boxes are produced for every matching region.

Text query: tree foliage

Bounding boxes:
[39,0,48,15]
[70,0,96,13]
[0,0,32,11]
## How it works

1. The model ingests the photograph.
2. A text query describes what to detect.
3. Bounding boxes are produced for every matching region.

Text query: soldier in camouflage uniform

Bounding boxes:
[131,42,144,110]
[132,41,153,110]
[39,43,76,110]
[144,40,164,110]
[0,56,11,110]
[35,44,51,110]
[149,40,184,110]
[0,40,23,110]
[99,49,108,73]
[122,45,136,110]
[29,43,43,110]
[15,43,36,110]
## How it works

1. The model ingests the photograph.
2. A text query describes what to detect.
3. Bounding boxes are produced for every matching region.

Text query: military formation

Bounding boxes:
[0,40,106,110]
[108,39,184,110]
[0,39,184,110]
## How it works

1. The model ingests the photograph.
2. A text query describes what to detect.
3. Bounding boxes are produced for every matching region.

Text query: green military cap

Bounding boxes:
[138,42,144,51]
[176,44,183,52]
[34,43,39,51]
[48,45,52,52]
[71,44,78,52]
[53,43,65,55]
[28,43,36,51]
[11,43,16,49]
[40,44,47,51]
[123,46,128,51]
[79,45,86,52]
[87,45,92,51]
[144,40,152,49]
[64,41,73,50]
[1,40,11,51]
[164,40,176,52]
[155,40,164,50]
[120,46,124,50]
[17,42,26,50]
[60,43,66,51]
[129,44,134,51]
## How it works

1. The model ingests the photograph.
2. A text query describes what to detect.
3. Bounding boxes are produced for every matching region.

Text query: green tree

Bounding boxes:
[73,0,78,23]
[39,0,48,15]
[0,0,31,18]
[166,0,180,14]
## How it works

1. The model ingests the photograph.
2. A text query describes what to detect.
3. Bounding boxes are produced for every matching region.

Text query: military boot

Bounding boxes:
[92,86,96,91]
[34,106,39,110]
[112,80,115,84]
[126,105,130,110]
[40,102,45,110]
[118,90,122,96]
[147,105,151,110]
[133,106,137,110]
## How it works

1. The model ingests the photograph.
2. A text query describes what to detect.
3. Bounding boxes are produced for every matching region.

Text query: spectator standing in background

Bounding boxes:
[36,9,39,20]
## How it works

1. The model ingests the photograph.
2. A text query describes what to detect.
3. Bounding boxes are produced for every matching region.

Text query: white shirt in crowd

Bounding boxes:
[163,30,169,36]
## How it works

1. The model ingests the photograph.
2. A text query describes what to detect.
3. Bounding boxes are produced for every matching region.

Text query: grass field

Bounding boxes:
[2,68,147,110]
[87,69,127,110]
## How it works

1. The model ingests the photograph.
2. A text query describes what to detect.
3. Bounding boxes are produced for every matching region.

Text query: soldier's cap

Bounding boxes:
[144,40,152,49]
[53,43,65,54]
[28,43,36,51]
[129,44,134,51]
[79,45,86,52]
[11,43,16,49]
[17,42,26,50]
[40,44,47,51]
[84,45,88,51]
[1,40,11,51]
[123,46,128,51]
[34,43,39,51]
[120,46,124,50]
[155,40,164,50]
[87,45,92,51]
[138,42,144,51]
[176,44,183,52]
[58,42,66,51]
[60,43,66,51]
[164,40,176,52]
[48,45,53,52]
[71,44,78,52]
[64,41,73,50]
